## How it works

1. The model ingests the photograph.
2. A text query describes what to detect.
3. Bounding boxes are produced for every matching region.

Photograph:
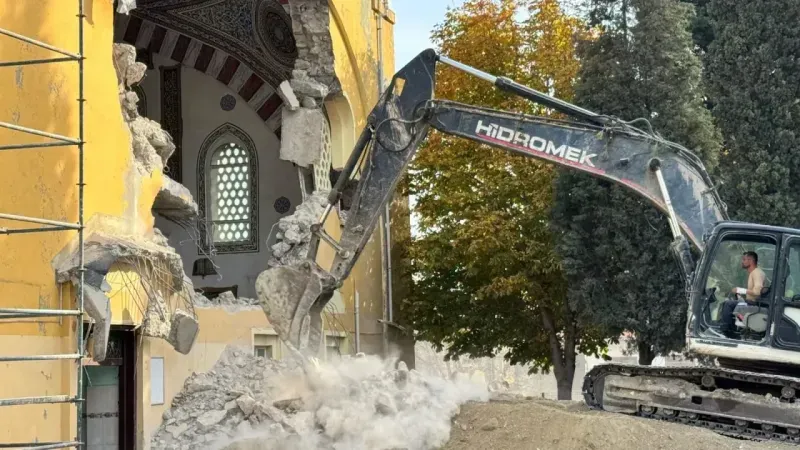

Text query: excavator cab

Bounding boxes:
[687,222,800,372]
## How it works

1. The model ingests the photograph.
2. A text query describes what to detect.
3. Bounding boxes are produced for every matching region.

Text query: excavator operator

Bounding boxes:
[720,251,767,336]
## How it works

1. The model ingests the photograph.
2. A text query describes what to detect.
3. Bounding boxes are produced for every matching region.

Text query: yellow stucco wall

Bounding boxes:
[322,0,397,354]
[0,0,164,443]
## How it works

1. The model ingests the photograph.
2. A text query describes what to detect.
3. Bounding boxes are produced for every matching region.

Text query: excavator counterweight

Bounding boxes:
[256,49,800,444]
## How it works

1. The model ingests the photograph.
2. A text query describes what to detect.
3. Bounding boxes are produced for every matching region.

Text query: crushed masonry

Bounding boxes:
[150,346,489,450]
[153,175,199,221]
[279,0,340,168]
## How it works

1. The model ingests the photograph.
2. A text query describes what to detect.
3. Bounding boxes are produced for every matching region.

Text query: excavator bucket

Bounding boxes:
[255,260,336,356]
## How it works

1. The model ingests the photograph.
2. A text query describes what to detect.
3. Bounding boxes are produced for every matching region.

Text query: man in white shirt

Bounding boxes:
[720,251,767,336]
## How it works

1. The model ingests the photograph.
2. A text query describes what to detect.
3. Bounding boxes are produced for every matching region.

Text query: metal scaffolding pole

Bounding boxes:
[0,1,86,448]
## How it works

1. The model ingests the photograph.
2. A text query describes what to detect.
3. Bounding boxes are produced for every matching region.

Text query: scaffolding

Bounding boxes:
[0,1,86,449]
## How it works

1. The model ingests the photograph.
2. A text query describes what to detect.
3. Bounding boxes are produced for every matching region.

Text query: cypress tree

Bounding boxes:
[705,0,800,227]
[550,0,722,364]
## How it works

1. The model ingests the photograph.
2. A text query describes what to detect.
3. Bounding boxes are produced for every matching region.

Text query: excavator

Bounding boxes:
[256,49,800,443]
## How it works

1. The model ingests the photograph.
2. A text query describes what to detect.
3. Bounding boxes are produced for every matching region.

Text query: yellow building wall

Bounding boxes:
[0,0,165,444]
[322,0,397,354]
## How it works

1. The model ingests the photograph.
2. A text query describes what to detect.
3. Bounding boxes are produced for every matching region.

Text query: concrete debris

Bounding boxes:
[143,291,172,340]
[142,291,199,355]
[82,284,112,361]
[113,43,146,88]
[267,190,329,267]
[53,230,185,293]
[117,0,137,14]
[280,108,326,168]
[286,0,340,95]
[114,43,177,174]
[169,309,200,355]
[290,71,329,100]
[154,175,199,220]
[194,291,261,312]
[256,190,335,355]
[150,346,489,450]
[301,97,317,108]
[276,80,300,111]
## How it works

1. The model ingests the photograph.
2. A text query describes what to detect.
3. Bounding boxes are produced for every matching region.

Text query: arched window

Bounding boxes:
[197,123,258,254]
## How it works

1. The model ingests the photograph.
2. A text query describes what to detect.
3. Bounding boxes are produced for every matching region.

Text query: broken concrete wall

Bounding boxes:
[279,0,341,169]
[50,43,202,362]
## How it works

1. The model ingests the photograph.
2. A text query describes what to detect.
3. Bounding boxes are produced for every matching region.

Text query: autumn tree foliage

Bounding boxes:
[549,0,722,364]
[400,0,609,400]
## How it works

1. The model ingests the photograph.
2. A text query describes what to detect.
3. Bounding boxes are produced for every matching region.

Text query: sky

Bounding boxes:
[391,0,467,69]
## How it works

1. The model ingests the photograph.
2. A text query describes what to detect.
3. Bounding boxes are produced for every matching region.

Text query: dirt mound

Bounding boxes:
[444,395,794,450]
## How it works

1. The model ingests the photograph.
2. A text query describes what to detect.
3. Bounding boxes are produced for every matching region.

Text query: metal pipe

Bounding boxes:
[376,0,392,359]
[0,213,81,229]
[0,121,81,144]
[0,308,81,317]
[0,27,82,59]
[651,161,683,240]
[1,226,78,235]
[76,1,87,447]
[0,142,76,151]
[437,55,498,84]
[0,395,77,406]
[354,289,361,353]
[0,56,79,67]
[0,354,81,362]
[0,442,83,449]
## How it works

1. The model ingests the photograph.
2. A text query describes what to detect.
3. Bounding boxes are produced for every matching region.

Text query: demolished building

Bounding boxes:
[0,0,411,447]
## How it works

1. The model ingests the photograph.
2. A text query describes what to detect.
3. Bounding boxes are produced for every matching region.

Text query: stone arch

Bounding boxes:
[323,93,356,170]
[114,0,296,133]
[196,123,259,255]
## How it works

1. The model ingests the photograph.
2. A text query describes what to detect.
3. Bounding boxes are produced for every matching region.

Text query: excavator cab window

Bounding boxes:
[698,233,777,342]
[774,239,800,348]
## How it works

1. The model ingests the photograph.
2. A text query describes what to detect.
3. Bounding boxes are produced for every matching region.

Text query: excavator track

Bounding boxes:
[582,363,800,444]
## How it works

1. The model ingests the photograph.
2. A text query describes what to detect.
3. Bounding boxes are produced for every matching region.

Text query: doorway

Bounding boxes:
[82,326,137,449]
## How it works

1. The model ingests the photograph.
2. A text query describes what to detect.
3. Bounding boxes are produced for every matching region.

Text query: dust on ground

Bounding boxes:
[444,395,796,450]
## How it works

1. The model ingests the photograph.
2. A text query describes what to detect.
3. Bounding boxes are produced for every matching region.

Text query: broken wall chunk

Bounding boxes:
[279,108,326,168]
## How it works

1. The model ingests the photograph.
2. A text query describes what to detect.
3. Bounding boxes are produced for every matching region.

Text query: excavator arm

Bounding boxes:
[256,49,728,355]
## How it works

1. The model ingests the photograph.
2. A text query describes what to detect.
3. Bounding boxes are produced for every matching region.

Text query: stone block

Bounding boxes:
[279,107,325,168]
[153,175,199,220]
[276,80,300,111]
[83,284,111,362]
[168,309,199,355]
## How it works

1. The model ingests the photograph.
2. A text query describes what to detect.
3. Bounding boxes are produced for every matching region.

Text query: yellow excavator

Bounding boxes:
[257,49,800,443]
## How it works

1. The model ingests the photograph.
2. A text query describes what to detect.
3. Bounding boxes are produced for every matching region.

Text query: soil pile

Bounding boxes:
[444,395,795,450]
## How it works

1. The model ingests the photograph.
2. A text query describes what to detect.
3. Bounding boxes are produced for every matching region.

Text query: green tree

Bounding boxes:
[400,0,610,400]
[549,0,722,364]
[704,0,800,227]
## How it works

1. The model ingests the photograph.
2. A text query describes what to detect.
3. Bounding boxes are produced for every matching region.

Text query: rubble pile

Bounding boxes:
[194,291,261,311]
[268,190,329,267]
[151,346,489,450]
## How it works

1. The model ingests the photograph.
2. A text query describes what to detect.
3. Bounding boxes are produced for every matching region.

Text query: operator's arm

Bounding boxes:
[731,271,765,300]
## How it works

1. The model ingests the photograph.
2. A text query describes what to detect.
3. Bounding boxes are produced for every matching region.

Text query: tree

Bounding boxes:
[704,1,800,227]
[400,0,611,400]
[549,0,722,364]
